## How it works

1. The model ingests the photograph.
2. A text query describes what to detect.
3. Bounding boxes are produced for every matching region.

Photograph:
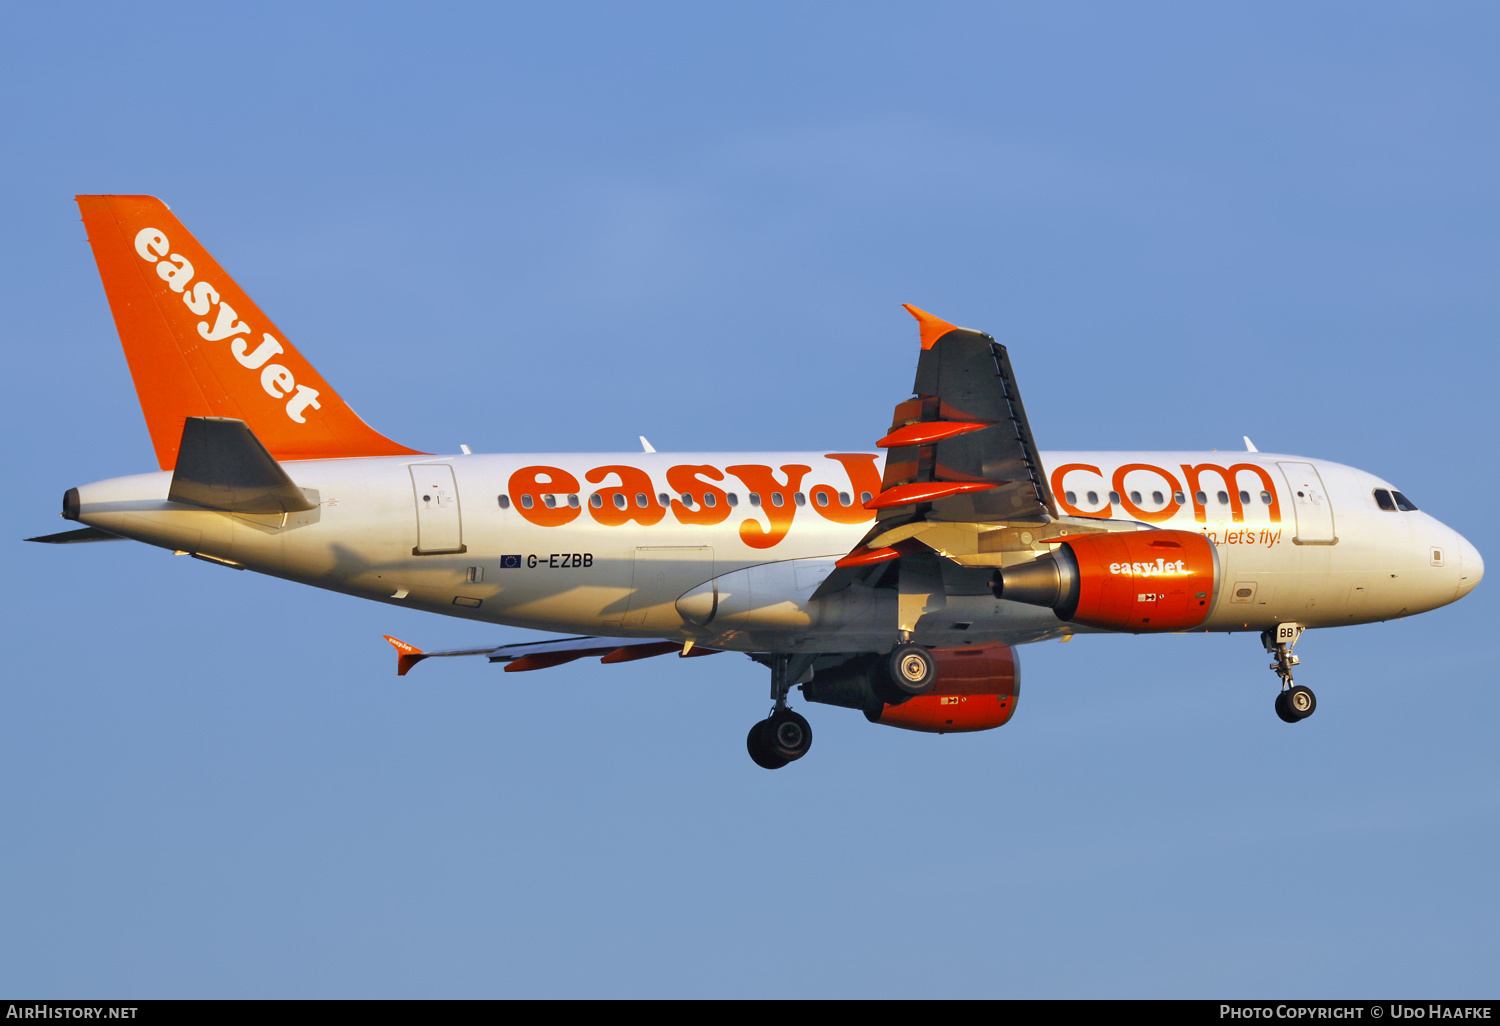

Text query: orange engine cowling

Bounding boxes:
[801,645,1019,733]
[993,529,1219,632]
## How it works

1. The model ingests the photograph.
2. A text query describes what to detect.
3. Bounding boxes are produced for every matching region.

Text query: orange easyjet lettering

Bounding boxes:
[503,459,883,547]
[1050,463,1112,518]
[810,454,880,525]
[1180,463,1282,524]
[585,465,667,527]
[510,466,583,527]
[1051,461,1283,525]
[726,464,812,549]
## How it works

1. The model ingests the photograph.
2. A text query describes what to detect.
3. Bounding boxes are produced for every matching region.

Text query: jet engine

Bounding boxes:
[802,645,1019,733]
[992,529,1219,632]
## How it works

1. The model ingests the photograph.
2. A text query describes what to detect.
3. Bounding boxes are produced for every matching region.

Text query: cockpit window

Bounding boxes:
[1374,488,1396,511]
[1393,491,1418,512]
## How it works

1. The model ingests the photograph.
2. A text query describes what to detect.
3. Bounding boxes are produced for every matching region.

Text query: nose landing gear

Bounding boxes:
[1263,623,1316,723]
[1275,685,1317,723]
[747,653,816,770]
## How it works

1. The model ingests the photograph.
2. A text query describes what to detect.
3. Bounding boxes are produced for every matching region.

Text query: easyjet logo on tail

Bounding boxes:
[133,227,322,425]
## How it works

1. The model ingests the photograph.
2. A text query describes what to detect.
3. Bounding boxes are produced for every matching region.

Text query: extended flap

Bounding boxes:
[168,417,317,513]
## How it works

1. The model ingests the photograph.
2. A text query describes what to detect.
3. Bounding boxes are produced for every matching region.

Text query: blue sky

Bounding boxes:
[3,2,1497,997]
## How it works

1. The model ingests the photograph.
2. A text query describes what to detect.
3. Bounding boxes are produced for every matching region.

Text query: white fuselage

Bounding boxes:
[70,449,1482,653]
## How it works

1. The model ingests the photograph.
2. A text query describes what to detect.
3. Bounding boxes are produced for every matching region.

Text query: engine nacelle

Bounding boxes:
[993,529,1219,632]
[802,645,1019,733]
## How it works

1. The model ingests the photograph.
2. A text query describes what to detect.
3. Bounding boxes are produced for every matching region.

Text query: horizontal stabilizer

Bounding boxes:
[168,417,317,514]
[383,633,722,675]
[25,527,123,544]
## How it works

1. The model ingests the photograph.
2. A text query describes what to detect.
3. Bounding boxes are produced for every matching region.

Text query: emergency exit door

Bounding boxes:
[1278,462,1337,545]
[410,464,466,554]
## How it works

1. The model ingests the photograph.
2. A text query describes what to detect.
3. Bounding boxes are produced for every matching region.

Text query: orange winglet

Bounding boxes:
[876,421,993,448]
[504,651,590,672]
[383,635,428,677]
[600,641,682,664]
[902,304,960,351]
[835,546,901,568]
[864,481,999,509]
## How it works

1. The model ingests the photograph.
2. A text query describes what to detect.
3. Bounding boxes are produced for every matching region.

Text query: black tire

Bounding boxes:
[766,709,813,761]
[887,644,937,696]
[1274,690,1299,723]
[746,720,788,770]
[1285,684,1317,720]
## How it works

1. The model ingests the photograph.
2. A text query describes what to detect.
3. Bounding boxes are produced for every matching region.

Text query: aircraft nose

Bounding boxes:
[1456,532,1483,599]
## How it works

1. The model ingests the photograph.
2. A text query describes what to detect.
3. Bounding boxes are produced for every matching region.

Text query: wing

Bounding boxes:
[871,305,1056,526]
[819,306,1068,596]
[383,633,721,676]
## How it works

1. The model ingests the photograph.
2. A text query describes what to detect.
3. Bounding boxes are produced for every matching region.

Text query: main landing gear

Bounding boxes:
[886,643,937,696]
[745,643,941,768]
[747,653,815,770]
[1263,623,1317,723]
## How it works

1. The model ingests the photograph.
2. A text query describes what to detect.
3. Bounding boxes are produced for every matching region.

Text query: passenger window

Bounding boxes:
[1239,490,1251,504]
[1260,491,1272,505]
[1087,491,1099,505]
[1108,491,1120,504]
[568,494,579,508]
[704,493,717,508]
[1217,491,1229,505]
[1374,488,1396,511]
[543,494,556,508]
[680,493,693,505]
[613,494,627,510]
[1065,491,1077,505]
[794,492,806,506]
[838,491,851,506]
[521,494,534,509]
[590,493,603,508]
[727,493,739,507]
[657,493,670,506]
[1393,491,1418,512]
[497,495,511,509]
[815,492,829,507]
[1130,491,1142,504]
[860,491,873,505]
[750,493,762,506]
[771,493,784,507]
[1194,491,1206,505]
[635,493,649,508]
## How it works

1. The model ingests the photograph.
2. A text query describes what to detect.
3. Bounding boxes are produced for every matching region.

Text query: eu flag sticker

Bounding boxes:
[500,554,522,569]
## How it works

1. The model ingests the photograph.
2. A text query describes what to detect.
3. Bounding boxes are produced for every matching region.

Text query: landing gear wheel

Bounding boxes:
[1275,685,1317,723]
[1285,684,1316,720]
[887,644,937,696]
[746,720,789,770]
[766,709,812,762]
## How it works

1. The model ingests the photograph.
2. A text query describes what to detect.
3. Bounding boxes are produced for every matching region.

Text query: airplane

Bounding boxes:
[30,195,1484,770]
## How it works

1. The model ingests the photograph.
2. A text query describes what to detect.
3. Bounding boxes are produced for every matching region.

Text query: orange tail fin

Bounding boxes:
[77,195,423,469]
